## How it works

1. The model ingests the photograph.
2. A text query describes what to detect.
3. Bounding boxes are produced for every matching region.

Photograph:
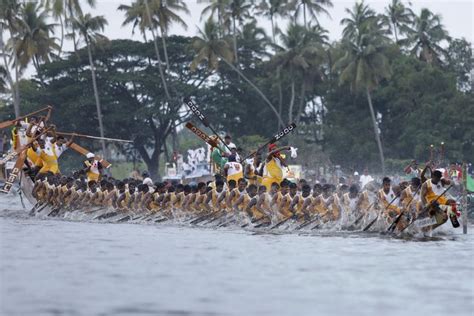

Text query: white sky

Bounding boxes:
[78,0,473,46]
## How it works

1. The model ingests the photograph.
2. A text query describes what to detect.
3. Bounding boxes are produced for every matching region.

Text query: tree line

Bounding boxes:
[0,0,472,178]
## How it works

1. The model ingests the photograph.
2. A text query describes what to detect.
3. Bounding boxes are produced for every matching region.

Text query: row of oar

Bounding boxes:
[27,185,452,235]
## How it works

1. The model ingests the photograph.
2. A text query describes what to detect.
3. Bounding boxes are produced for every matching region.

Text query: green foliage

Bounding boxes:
[235,134,267,152]
[0,0,471,179]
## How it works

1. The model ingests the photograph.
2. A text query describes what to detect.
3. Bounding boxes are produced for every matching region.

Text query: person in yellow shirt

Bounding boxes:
[37,134,74,175]
[421,170,452,207]
[289,184,311,221]
[83,153,103,183]
[261,144,296,191]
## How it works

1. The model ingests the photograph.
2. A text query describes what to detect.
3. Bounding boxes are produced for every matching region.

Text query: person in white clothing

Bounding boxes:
[359,168,374,189]
[224,155,243,183]
[223,135,236,154]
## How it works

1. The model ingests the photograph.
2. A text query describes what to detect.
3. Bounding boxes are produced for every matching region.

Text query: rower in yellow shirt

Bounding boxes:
[421,170,451,207]
[83,153,104,182]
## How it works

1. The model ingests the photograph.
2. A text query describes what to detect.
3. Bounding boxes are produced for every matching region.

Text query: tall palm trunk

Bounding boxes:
[221,58,285,128]
[366,87,385,174]
[277,68,283,128]
[392,22,398,43]
[295,81,306,124]
[14,56,20,117]
[271,13,275,43]
[232,17,238,63]
[86,41,107,159]
[160,28,170,73]
[145,0,170,99]
[288,80,295,122]
[58,14,64,57]
[1,28,20,117]
[303,2,307,28]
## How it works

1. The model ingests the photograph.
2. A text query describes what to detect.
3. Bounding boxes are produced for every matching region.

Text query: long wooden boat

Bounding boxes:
[9,171,463,238]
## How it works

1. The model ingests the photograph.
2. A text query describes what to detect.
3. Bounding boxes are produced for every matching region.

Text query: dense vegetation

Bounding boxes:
[0,0,472,178]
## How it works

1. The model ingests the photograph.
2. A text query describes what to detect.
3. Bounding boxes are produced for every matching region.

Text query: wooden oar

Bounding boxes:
[270,215,293,230]
[295,215,320,230]
[183,98,232,152]
[242,122,297,161]
[397,185,453,235]
[68,143,112,168]
[57,132,132,143]
[185,122,222,152]
[362,194,399,232]
[0,106,52,129]
[93,210,118,220]
[189,210,218,225]
[28,202,41,216]
[386,186,421,233]
[36,203,50,214]
[218,216,236,227]
[203,210,227,225]
[0,150,27,194]
[346,203,374,230]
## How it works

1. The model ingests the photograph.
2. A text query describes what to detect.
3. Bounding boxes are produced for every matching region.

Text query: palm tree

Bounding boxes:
[383,0,413,43]
[14,2,59,77]
[191,18,284,127]
[143,0,171,99]
[199,0,229,36]
[119,0,171,99]
[0,65,7,93]
[401,8,449,64]
[223,0,252,63]
[44,0,96,57]
[45,0,96,55]
[335,1,391,174]
[118,0,153,41]
[154,0,189,72]
[271,23,326,123]
[71,13,108,158]
[291,0,333,28]
[0,0,21,117]
[239,20,270,61]
[254,0,290,43]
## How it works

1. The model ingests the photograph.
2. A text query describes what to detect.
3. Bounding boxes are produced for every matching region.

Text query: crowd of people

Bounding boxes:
[0,112,464,234]
[28,138,461,234]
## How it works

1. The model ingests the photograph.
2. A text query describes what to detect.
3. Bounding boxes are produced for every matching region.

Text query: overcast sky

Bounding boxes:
[78,0,473,46]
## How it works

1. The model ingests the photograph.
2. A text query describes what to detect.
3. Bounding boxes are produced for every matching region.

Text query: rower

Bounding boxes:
[400,177,422,215]
[277,181,296,219]
[206,180,225,211]
[84,153,103,183]
[290,184,311,221]
[377,177,400,218]
[242,184,261,220]
[421,170,452,207]
[271,180,287,216]
[254,185,272,222]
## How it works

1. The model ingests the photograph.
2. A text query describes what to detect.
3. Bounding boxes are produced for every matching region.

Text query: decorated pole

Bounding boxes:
[462,163,468,234]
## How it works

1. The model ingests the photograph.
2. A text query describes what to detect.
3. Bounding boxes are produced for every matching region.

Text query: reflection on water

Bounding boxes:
[0,195,473,316]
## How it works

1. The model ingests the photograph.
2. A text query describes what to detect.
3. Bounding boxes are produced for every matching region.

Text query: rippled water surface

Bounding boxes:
[1,194,473,316]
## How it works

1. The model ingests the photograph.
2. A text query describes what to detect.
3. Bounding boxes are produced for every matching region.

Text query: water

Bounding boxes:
[1,195,473,316]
